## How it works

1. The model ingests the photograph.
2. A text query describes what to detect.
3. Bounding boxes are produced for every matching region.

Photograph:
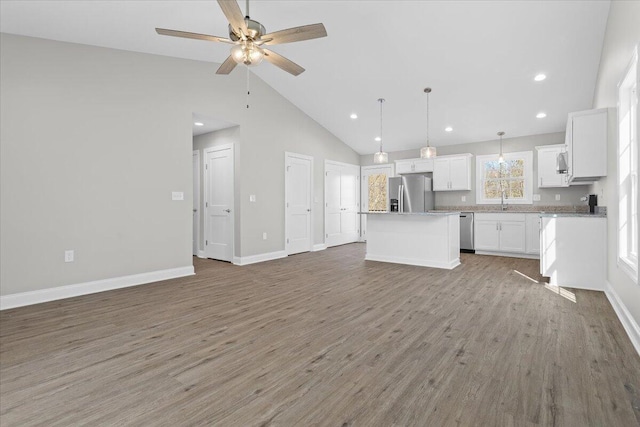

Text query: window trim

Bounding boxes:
[475,151,533,205]
[617,45,639,284]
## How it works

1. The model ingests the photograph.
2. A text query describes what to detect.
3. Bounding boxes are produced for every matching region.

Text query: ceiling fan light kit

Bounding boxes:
[420,87,437,159]
[156,0,327,76]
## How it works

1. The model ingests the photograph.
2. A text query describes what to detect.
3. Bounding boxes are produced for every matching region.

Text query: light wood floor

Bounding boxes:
[1,244,639,426]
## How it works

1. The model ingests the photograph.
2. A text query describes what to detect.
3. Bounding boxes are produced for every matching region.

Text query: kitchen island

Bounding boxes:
[361,212,460,269]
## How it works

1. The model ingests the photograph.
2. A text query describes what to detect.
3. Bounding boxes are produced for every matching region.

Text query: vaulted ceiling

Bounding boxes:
[0,1,610,154]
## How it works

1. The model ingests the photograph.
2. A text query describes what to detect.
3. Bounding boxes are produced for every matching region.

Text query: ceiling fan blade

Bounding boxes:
[262,23,327,45]
[217,0,249,37]
[155,28,233,44]
[216,56,238,74]
[263,49,305,76]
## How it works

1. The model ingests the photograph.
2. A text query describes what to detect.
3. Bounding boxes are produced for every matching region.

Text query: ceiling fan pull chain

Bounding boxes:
[246,66,250,109]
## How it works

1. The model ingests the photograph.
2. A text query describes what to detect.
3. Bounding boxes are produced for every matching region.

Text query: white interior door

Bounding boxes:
[340,165,359,239]
[193,150,200,256]
[285,153,312,255]
[325,161,360,247]
[204,145,234,262]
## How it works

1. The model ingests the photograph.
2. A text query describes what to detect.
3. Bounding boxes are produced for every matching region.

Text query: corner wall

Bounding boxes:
[590,1,640,329]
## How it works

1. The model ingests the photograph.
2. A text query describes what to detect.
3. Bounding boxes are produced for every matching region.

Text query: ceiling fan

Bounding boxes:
[156,0,327,76]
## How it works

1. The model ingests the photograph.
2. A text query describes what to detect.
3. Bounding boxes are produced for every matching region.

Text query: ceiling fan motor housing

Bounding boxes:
[229,18,266,41]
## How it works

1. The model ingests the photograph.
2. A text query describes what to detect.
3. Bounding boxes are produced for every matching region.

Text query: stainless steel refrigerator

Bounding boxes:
[389,175,435,213]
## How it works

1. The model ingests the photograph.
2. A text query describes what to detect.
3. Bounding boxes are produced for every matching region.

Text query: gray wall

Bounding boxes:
[361,132,590,208]
[590,1,640,327]
[0,33,359,296]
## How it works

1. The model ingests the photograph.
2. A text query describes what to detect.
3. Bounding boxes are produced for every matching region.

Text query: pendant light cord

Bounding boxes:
[378,98,385,153]
[246,67,250,109]
[426,91,430,148]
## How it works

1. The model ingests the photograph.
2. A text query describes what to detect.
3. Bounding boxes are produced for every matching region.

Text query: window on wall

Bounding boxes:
[476,151,533,204]
[618,46,638,283]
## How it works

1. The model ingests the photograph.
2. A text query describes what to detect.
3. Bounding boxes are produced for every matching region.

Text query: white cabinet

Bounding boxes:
[474,213,526,253]
[540,216,606,290]
[433,154,472,191]
[325,161,360,247]
[395,158,433,174]
[525,213,541,254]
[565,108,608,182]
[536,144,569,188]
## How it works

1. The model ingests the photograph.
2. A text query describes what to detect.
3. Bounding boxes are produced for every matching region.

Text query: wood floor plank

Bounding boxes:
[1,244,639,426]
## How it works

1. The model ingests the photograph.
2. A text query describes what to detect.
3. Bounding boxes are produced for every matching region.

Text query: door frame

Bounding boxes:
[203,143,235,261]
[284,152,314,255]
[360,164,395,242]
[193,149,201,256]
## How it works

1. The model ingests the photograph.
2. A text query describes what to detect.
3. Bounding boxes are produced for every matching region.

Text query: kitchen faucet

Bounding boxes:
[501,190,508,211]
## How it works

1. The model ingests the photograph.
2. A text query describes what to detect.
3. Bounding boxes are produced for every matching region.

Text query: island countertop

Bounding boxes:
[358,211,460,216]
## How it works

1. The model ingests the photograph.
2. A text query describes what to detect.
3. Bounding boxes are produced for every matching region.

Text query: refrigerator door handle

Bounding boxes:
[399,185,404,213]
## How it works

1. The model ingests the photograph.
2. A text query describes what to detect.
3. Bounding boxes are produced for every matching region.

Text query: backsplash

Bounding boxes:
[435,205,590,213]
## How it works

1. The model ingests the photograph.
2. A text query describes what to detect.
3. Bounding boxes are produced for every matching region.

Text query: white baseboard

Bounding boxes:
[0,265,195,311]
[475,250,540,260]
[312,244,327,252]
[196,250,207,259]
[605,281,640,357]
[233,250,287,266]
[365,254,461,270]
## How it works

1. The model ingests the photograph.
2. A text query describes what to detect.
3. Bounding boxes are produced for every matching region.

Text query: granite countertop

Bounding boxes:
[539,212,607,218]
[434,205,605,215]
[359,211,460,216]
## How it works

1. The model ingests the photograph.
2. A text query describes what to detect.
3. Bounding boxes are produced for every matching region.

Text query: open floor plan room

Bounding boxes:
[1,244,639,426]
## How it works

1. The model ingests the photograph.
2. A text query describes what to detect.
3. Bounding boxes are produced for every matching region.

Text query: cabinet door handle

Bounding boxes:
[540,177,543,187]
[496,223,499,231]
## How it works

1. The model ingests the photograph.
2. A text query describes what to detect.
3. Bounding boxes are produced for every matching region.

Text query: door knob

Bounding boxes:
[307,209,311,212]
[224,209,231,213]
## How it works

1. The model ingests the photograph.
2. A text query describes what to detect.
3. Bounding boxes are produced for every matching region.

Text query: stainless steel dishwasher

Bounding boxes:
[460,212,474,253]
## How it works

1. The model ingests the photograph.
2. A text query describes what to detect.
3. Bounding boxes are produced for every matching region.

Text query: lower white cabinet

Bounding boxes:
[525,213,541,254]
[540,216,606,290]
[474,213,526,254]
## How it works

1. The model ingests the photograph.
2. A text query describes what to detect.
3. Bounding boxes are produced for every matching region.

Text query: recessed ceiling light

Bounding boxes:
[534,73,547,82]
[374,136,381,142]
[536,112,547,119]
[445,126,453,132]
[350,113,358,119]
[194,122,204,126]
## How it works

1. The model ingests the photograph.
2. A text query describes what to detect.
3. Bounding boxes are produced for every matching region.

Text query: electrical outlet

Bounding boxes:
[555,194,561,201]
[64,250,74,263]
[250,195,256,202]
[263,232,267,240]
[533,194,541,201]
[461,196,466,202]
[171,191,184,201]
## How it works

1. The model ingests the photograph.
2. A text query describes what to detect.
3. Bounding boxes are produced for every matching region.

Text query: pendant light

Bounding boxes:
[373,98,389,164]
[420,87,437,159]
[497,131,506,163]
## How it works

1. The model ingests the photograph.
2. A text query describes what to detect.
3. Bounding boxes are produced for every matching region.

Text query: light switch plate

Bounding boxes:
[64,250,74,263]
[250,195,256,202]
[461,196,466,202]
[262,232,267,240]
[172,191,184,201]
[533,194,541,201]
[555,194,561,201]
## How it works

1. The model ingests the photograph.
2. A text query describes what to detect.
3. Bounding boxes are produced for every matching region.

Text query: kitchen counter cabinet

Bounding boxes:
[474,213,527,255]
[362,212,460,269]
[540,216,606,290]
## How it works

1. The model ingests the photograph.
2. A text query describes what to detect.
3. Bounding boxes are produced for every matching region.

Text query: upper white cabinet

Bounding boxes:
[395,158,433,174]
[433,154,472,191]
[565,108,608,183]
[536,144,569,188]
